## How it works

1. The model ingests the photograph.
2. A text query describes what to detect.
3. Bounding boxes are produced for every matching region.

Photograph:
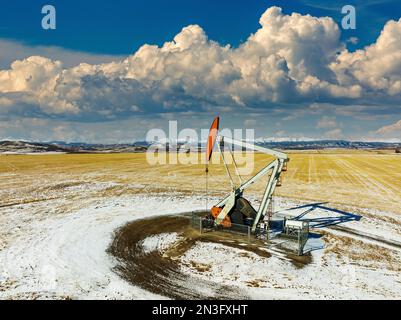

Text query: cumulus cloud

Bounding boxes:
[0,6,401,123]
[332,18,401,97]
[0,56,62,92]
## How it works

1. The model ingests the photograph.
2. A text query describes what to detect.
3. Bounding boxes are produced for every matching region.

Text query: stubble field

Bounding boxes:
[1,150,400,214]
[1,149,401,299]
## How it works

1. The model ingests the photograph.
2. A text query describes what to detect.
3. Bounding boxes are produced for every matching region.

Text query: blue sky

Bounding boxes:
[0,1,400,142]
[1,0,400,54]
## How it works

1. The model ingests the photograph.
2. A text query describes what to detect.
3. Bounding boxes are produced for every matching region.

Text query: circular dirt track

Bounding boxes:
[108,213,278,300]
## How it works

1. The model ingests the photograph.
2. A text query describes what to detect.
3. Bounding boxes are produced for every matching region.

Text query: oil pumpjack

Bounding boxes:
[205,116,289,234]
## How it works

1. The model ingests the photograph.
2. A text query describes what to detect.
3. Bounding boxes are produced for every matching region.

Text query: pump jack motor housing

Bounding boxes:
[205,116,289,233]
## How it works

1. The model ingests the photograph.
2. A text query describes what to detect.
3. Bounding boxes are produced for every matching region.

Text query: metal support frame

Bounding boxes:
[283,219,310,255]
[227,143,243,185]
[213,136,289,233]
[218,140,235,189]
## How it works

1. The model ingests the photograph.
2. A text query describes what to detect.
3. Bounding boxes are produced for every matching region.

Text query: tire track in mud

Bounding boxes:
[329,225,401,251]
[108,214,256,300]
[111,200,401,300]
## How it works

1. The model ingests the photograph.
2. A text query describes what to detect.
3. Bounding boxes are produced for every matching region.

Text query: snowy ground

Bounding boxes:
[0,182,400,299]
[0,189,206,299]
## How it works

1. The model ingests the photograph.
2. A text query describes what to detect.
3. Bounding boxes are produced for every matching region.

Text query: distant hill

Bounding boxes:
[51,141,148,153]
[148,139,401,151]
[0,141,70,154]
[1,140,400,154]
[0,140,148,154]
[255,140,401,150]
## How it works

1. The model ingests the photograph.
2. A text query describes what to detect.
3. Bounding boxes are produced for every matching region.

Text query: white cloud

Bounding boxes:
[0,56,62,92]
[376,119,401,134]
[347,37,359,45]
[316,116,338,129]
[0,39,123,69]
[244,119,257,127]
[324,128,343,139]
[331,18,401,96]
[0,6,400,124]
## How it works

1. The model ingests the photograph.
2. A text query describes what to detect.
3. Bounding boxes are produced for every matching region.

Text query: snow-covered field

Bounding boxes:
[0,189,205,299]
[1,181,400,300]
